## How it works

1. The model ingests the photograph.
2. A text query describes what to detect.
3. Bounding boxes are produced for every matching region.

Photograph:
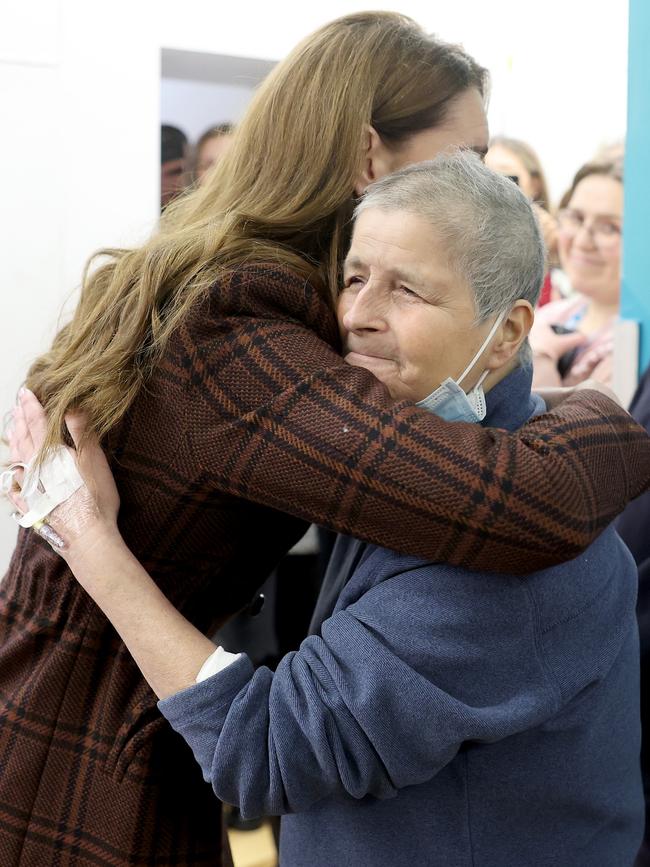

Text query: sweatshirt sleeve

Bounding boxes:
[159,565,559,818]
[180,266,650,575]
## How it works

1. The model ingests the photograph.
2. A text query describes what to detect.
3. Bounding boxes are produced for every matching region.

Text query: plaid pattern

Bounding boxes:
[1,265,648,865]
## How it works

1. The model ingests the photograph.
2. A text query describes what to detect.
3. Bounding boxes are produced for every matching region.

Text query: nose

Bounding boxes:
[572,219,598,249]
[340,281,387,334]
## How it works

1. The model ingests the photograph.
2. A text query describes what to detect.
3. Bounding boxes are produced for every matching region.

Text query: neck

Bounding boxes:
[579,301,618,335]
[482,357,519,394]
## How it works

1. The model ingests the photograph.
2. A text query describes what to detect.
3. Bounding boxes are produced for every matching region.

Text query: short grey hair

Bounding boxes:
[354,150,545,366]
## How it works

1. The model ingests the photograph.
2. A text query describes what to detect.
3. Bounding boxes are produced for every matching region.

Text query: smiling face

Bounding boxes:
[338,208,502,402]
[557,174,623,307]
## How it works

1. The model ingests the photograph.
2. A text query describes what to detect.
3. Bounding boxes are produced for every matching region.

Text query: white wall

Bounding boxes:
[482,8,628,202]
[0,0,630,571]
[1,0,159,568]
[161,78,254,143]
[156,0,628,202]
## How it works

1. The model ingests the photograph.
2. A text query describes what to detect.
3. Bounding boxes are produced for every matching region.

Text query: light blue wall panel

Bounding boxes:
[623,0,650,372]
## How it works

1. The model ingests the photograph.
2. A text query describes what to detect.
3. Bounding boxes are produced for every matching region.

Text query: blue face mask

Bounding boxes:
[416,311,506,423]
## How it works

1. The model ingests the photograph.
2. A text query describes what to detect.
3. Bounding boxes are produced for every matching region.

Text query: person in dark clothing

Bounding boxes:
[617,363,650,867]
[161,123,189,209]
[618,364,650,566]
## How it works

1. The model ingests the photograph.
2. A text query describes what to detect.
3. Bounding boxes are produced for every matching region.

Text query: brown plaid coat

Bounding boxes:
[1,265,649,866]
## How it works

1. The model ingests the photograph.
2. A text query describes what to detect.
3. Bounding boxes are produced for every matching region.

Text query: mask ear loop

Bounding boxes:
[456,310,507,389]
[472,369,491,391]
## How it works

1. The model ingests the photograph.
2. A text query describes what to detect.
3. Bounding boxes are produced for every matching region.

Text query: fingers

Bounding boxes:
[575,377,622,407]
[590,355,613,384]
[8,489,27,516]
[18,389,49,452]
[537,295,585,325]
[555,295,587,323]
[64,413,109,488]
[64,412,87,450]
[530,320,588,363]
[533,386,569,411]
[8,414,22,464]
[557,331,588,351]
[9,403,35,464]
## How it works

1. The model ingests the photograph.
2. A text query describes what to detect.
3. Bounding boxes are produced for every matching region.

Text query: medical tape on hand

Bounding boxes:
[0,464,26,497]
[11,447,85,529]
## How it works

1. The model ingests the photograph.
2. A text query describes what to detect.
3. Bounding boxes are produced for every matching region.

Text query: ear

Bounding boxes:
[484,301,535,371]
[353,126,394,196]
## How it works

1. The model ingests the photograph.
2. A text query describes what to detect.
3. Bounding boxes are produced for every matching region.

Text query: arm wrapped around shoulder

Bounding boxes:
[106,264,650,573]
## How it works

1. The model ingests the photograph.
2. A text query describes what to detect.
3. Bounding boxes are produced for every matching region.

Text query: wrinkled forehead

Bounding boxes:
[347,207,437,265]
[348,206,443,257]
[344,207,475,302]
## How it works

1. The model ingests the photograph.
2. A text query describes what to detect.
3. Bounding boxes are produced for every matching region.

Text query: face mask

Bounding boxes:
[416,310,506,423]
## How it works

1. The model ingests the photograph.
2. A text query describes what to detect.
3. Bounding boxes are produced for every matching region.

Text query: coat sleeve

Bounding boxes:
[176,266,650,575]
[158,565,559,818]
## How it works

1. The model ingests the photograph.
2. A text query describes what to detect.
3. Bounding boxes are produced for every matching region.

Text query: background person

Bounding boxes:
[530,159,623,389]
[485,135,559,305]
[161,123,190,209]
[0,12,648,867]
[485,135,552,209]
[194,123,234,185]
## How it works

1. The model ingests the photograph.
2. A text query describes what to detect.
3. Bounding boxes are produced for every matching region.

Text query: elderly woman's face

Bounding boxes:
[338,208,497,403]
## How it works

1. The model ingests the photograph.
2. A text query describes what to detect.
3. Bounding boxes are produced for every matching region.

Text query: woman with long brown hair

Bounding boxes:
[1,12,648,867]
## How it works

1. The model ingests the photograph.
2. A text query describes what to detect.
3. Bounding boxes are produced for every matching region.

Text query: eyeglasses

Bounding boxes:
[557,208,622,247]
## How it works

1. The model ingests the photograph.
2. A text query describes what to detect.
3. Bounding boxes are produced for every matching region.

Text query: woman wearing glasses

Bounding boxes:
[530,160,623,388]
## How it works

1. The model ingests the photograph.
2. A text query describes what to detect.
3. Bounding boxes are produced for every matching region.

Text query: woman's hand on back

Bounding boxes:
[7,389,120,555]
[536,377,624,411]
[7,390,216,699]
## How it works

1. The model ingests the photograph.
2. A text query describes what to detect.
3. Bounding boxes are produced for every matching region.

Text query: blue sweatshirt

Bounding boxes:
[160,367,643,866]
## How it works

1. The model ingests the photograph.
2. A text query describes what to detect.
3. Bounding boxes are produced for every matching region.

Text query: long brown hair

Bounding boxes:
[28,11,487,455]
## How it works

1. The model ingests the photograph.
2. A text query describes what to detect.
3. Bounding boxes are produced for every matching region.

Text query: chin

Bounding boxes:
[344,355,398,394]
[573,283,618,306]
